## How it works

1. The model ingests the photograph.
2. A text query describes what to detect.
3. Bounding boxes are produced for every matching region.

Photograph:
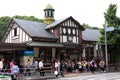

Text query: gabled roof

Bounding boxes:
[45,16,84,30]
[82,29,101,42]
[45,17,69,29]
[13,18,58,39]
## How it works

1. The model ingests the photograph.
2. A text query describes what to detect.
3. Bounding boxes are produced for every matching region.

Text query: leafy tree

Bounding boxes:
[0,16,11,37]
[100,4,120,62]
[82,23,99,29]
[13,15,43,22]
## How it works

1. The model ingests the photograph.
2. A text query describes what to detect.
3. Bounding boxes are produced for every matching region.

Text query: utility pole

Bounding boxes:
[104,21,108,72]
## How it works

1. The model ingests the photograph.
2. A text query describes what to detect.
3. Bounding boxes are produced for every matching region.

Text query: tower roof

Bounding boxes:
[45,4,54,10]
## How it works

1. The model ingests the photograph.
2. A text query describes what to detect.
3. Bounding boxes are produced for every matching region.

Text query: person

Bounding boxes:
[89,59,97,74]
[60,61,64,77]
[32,59,38,69]
[0,58,4,72]
[11,62,19,77]
[39,59,44,76]
[99,59,106,72]
[25,59,31,76]
[10,59,14,73]
[5,61,10,72]
[82,60,88,72]
[54,59,60,73]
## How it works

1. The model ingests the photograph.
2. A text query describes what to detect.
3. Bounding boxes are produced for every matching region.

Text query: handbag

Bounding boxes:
[54,70,58,75]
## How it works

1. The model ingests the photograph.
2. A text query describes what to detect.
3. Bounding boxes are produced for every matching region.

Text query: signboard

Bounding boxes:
[105,27,114,32]
[24,50,34,56]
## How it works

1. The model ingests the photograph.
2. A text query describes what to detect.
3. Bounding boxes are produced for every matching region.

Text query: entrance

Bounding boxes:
[39,48,52,63]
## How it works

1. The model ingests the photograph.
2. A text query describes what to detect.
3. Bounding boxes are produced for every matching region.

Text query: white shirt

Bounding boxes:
[55,62,58,68]
[39,61,43,69]
[0,61,3,69]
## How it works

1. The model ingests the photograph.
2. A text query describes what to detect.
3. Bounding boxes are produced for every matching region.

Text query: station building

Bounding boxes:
[0,4,102,66]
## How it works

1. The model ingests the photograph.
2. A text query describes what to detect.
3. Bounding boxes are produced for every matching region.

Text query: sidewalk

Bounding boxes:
[64,72,92,77]
[23,71,115,80]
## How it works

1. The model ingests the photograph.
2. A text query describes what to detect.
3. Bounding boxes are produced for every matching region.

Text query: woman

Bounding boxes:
[10,59,14,73]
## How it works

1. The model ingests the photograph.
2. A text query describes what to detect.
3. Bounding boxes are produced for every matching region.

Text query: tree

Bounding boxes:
[82,23,99,29]
[100,4,120,63]
[13,15,43,22]
[0,16,11,37]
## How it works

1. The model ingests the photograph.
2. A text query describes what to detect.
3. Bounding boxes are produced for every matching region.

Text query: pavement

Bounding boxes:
[24,72,94,80]
[24,70,119,80]
[64,72,92,77]
[59,71,99,78]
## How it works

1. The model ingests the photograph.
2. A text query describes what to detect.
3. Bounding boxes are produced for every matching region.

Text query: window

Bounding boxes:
[12,28,19,37]
[14,28,17,36]
[63,36,67,42]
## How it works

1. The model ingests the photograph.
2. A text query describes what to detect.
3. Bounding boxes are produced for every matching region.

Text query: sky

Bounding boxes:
[0,0,120,28]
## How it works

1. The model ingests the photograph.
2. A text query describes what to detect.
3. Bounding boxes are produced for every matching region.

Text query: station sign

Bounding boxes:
[24,50,34,56]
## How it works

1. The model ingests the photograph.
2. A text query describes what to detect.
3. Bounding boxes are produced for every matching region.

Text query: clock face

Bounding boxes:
[68,36,73,42]
[63,28,66,34]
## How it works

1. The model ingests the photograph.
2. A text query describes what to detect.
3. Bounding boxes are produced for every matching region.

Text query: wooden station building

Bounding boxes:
[0,4,102,66]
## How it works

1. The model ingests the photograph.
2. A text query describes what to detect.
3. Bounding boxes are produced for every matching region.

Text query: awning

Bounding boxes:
[26,41,64,47]
[0,43,26,51]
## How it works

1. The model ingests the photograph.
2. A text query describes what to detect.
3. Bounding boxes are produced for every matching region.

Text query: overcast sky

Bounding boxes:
[0,0,120,28]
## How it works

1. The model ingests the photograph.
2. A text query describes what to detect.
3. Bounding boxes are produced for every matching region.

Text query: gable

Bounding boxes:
[45,16,85,30]
[1,19,32,43]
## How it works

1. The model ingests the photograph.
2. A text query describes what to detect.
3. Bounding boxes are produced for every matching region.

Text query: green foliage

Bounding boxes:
[0,16,11,37]
[82,23,99,29]
[13,15,43,22]
[100,3,120,55]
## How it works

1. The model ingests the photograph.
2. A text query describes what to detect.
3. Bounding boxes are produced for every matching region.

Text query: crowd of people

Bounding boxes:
[52,59,106,77]
[0,57,106,78]
[0,58,19,78]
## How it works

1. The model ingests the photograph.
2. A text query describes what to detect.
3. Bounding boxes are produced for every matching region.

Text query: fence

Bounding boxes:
[1,68,56,80]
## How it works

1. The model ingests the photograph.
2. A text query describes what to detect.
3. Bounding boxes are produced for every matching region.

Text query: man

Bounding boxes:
[39,59,44,76]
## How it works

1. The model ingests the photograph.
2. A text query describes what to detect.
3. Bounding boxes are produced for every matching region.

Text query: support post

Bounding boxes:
[104,21,108,72]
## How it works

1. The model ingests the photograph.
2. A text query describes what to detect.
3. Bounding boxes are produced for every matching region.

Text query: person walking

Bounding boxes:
[32,58,38,70]
[39,59,44,76]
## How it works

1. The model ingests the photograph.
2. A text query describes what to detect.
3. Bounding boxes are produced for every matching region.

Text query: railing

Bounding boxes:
[1,68,55,80]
